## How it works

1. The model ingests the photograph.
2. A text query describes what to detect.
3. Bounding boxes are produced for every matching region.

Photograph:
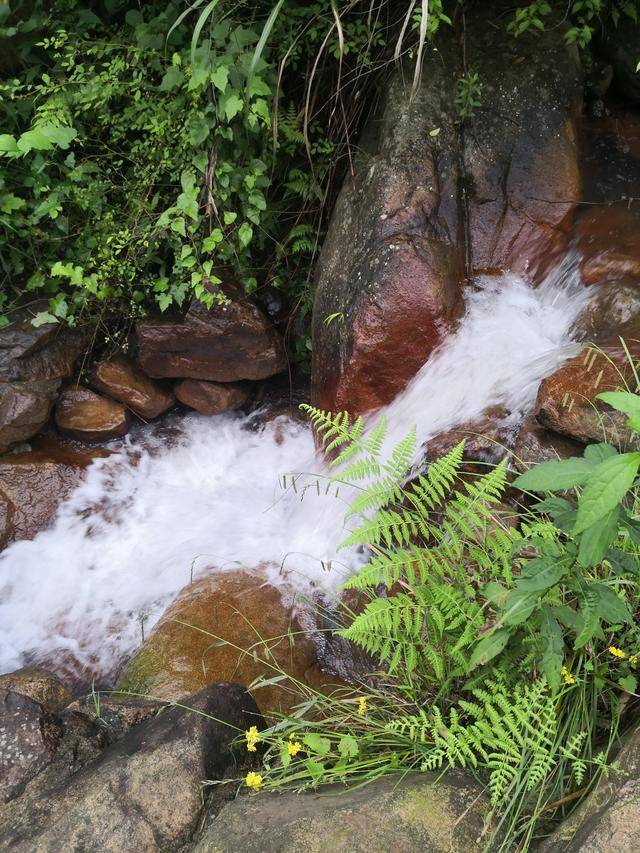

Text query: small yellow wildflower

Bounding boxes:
[245,725,260,752]
[630,655,638,667]
[288,740,303,757]
[609,646,626,659]
[245,771,263,791]
[561,666,575,685]
[357,696,367,716]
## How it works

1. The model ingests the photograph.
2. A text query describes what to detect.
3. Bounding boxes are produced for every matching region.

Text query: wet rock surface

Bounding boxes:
[0,691,58,804]
[174,378,250,415]
[55,387,130,442]
[194,771,488,853]
[0,438,108,549]
[574,206,640,286]
[0,669,72,714]
[600,20,640,106]
[116,570,337,715]
[0,379,60,454]
[90,354,175,420]
[0,309,85,384]
[0,683,261,852]
[311,46,462,417]
[137,281,286,382]
[534,342,640,446]
[464,8,583,280]
[513,415,585,471]
[423,407,520,465]
[572,279,640,343]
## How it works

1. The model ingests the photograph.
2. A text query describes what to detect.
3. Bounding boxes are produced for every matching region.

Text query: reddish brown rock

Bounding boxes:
[90,354,174,420]
[0,668,72,714]
[137,281,286,382]
[312,48,462,416]
[0,307,85,383]
[55,388,130,443]
[464,8,583,281]
[575,206,640,286]
[0,439,109,549]
[174,379,249,415]
[0,379,60,454]
[116,571,338,715]
[534,342,640,446]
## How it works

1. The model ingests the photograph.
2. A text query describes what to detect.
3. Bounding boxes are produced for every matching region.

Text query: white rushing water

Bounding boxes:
[0,259,589,680]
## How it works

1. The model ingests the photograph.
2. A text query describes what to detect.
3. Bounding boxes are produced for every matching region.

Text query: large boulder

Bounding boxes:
[540,721,640,851]
[0,668,71,714]
[0,691,59,804]
[0,379,59,454]
[116,571,337,715]
[0,309,85,384]
[311,47,462,416]
[0,439,109,550]
[463,5,582,279]
[0,683,262,852]
[194,771,489,852]
[534,342,640,446]
[174,378,250,415]
[89,354,175,420]
[136,282,286,382]
[55,387,130,442]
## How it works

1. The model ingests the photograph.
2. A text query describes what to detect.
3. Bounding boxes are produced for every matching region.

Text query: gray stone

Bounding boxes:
[0,691,57,804]
[0,379,59,454]
[0,683,262,852]
[194,771,489,852]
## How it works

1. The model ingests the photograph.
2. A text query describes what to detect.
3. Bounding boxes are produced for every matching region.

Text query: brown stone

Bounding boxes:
[575,206,640,286]
[90,354,174,420]
[423,407,519,465]
[174,378,249,415]
[0,438,109,550]
[464,8,583,281]
[0,379,60,454]
[0,307,85,383]
[137,281,286,382]
[0,668,72,714]
[116,571,337,715]
[0,691,58,804]
[513,415,585,472]
[311,46,461,417]
[534,342,640,446]
[55,387,130,442]
[572,280,640,343]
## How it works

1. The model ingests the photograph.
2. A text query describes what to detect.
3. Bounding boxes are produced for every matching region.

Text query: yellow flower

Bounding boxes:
[287,740,303,757]
[357,696,367,716]
[609,646,626,659]
[630,655,638,667]
[561,666,575,685]
[245,725,260,752]
[245,771,263,790]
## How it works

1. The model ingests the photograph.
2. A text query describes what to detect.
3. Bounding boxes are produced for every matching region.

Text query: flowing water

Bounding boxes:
[0,259,590,681]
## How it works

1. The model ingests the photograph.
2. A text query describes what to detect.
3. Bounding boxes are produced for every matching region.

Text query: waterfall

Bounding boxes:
[0,257,589,680]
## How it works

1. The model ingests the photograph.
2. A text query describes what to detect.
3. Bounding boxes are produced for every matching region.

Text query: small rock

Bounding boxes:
[116,571,336,715]
[0,668,72,713]
[0,683,262,852]
[0,691,58,804]
[0,379,60,454]
[90,354,175,420]
[137,280,286,382]
[174,378,250,415]
[0,307,85,383]
[539,721,640,851]
[55,387,130,442]
[534,343,640,446]
[194,771,489,852]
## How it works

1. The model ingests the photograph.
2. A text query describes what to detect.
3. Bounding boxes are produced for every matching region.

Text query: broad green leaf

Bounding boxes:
[160,66,184,91]
[502,590,538,626]
[577,506,620,567]
[221,93,244,122]
[584,443,618,463]
[534,497,576,532]
[573,452,640,534]
[0,134,19,155]
[469,628,511,669]
[211,64,229,93]
[539,606,564,692]
[514,457,595,492]
[590,583,632,625]
[303,734,331,755]
[31,311,58,328]
[238,222,253,247]
[597,391,640,418]
[338,735,358,757]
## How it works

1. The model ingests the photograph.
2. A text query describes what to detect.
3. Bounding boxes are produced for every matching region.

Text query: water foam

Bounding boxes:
[0,259,589,680]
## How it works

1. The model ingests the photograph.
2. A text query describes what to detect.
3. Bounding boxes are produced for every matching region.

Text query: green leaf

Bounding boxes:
[31,311,58,328]
[597,391,640,418]
[577,506,620,567]
[517,557,566,593]
[303,734,331,755]
[170,218,186,237]
[160,66,184,91]
[221,93,244,122]
[590,583,632,625]
[469,628,511,669]
[514,457,595,492]
[211,64,229,93]
[539,605,564,692]
[0,134,19,155]
[573,452,640,534]
[619,674,637,693]
[223,211,237,225]
[238,222,253,247]
[429,127,441,137]
[502,589,537,626]
[584,443,618,463]
[338,735,358,757]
